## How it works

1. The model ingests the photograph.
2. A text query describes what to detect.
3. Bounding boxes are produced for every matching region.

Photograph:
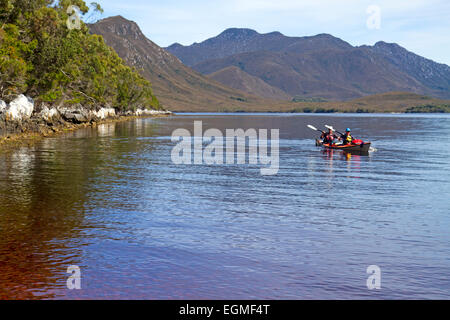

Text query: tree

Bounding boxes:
[0,0,160,110]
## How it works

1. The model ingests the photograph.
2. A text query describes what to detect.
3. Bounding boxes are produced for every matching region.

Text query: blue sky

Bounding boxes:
[92,0,450,65]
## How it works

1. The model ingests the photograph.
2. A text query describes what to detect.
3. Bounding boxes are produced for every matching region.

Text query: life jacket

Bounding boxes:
[343,133,352,144]
[345,134,352,142]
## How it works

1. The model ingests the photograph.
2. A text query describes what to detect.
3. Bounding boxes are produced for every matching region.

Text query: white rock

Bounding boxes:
[57,105,90,123]
[92,107,116,119]
[134,108,171,116]
[5,95,34,120]
[0,100,7,113]
[40,106,59,122]
[57,105,83,114]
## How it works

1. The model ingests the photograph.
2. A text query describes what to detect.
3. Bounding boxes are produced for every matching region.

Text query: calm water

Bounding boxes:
[1,113,450,299]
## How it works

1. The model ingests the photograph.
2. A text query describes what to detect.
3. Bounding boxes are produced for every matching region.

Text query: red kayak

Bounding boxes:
[316,139,371,154]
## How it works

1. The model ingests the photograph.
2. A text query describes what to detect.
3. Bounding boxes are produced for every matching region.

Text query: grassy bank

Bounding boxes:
[203,92,450,113]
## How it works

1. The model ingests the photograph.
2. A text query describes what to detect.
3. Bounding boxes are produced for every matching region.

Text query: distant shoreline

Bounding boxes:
[165,92,450,113]
[172,109,450,114]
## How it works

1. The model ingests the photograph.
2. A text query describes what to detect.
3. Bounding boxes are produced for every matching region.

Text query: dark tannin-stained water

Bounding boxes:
[1,114,449,299]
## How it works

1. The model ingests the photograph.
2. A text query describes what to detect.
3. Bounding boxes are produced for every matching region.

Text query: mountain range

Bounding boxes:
[89,16,449,112]
[89,16,265,112]
[166,28,450,101]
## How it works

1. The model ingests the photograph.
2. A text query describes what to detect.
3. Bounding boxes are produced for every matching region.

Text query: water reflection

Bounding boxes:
[97,123,116,137]
[0,145,87,299]
[0,119,161,299]
[1,114,450,299]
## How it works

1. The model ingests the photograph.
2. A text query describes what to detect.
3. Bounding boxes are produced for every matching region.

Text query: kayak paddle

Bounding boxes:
[325,125,344,136]
[307,125,324,133]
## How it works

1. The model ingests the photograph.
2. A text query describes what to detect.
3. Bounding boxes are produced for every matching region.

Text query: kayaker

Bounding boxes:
[340,128,353,145]
[321,128,338,145]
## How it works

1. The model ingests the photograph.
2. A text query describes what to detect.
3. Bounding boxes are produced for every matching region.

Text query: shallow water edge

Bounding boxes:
[0,113,173,152]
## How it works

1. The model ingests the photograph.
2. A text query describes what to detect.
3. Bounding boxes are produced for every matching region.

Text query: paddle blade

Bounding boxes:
[325,125,335,131]
[307,125,318,131]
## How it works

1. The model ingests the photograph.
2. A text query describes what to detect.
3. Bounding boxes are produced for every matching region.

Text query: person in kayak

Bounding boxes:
[340,128,353,145]
[321,128,338,145]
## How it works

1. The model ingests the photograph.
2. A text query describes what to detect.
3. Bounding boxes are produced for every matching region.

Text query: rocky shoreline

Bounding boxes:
[0,94,172,149]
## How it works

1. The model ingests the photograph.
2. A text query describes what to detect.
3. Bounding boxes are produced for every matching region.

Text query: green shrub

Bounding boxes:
[0,0,159,111]
[405,104,450,113]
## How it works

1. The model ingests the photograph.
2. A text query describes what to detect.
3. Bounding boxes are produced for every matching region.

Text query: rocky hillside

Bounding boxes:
[367,41,450,94]
[207,66,290,100]
[166,28,450,100]
[89,17,266,111]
